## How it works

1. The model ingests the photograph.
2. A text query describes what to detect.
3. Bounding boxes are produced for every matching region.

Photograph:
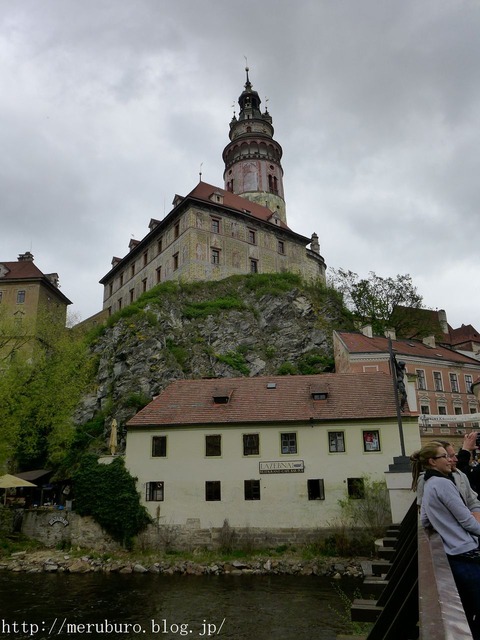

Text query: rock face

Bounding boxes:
[75,277,352,445]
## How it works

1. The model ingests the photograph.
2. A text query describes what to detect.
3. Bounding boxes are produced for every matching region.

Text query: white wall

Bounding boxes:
[125,418,420,530]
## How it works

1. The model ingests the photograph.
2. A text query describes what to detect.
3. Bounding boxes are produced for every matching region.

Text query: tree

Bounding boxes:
[329,269,423,336]
[0,315,94,471]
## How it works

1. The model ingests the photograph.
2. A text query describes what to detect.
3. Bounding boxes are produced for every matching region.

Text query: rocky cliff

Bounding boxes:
[75,274,353,445]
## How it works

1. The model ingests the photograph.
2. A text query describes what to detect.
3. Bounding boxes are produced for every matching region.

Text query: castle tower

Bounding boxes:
[222,68,287,224]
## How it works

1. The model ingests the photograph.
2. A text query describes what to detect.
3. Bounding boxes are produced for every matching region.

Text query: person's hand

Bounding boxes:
[463,432,478,452]
[472,512,480,523]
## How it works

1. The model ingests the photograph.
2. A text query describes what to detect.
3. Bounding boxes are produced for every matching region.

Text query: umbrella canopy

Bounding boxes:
[0,474,37,489]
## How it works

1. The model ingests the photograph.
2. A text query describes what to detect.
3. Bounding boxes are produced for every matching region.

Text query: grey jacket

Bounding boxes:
[421,474,480,555]
[416,468,480,512]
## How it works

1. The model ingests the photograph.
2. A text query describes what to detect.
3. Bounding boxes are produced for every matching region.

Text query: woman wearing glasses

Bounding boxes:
[411,442,480,638]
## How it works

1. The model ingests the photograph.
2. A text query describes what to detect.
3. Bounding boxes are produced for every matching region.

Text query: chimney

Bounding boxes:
[310,233,320,254]
[18,251,34,262]
[384,328,396,340]
[423,335,436,348]
[437,309,448,334]
[45,273,59,288]
[360,324,373,338]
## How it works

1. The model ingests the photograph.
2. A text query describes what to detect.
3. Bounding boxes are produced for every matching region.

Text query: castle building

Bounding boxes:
[100,70,326,315]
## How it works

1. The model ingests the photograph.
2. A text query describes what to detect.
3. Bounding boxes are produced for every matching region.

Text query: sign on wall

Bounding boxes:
[259,460,304,474]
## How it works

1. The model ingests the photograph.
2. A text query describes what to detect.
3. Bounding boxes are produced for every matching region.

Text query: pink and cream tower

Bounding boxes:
[223,67,287,224]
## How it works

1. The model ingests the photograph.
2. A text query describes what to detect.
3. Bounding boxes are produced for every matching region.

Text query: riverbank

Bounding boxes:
[1,548,370,577]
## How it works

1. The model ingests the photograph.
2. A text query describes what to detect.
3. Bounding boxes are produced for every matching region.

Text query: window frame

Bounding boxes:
[151,435,167,457]
[243,433,260,456]
[244,479,261,501]
[247,229,256,244]
[211,218,220,234]
[205,434,222,457]
[16,290,26,304]
[449,372,459,393]
[465,374,474,394]
[433,371,443,392]
[416,369,426,390]
[307,479,325,500]
[362,430,381,452]
[205,481,221,501]
[146,481,164,501]
[328,431,345,453]
[211,248,221,265]
[280,432,297,455]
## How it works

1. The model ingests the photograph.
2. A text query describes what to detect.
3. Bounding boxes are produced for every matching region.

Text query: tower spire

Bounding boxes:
[222,69,287,223]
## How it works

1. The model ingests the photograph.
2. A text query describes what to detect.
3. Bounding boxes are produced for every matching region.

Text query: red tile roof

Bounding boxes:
[187,181,294,233]
[448,324,480,346]
[336,331,479,365]
[127,373,410,429]
[1,261,45,280]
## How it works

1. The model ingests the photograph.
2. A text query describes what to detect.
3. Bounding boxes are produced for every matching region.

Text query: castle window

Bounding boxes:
[118,297,123,310]
[142,278,147,293]
[156,266,162,283]
[143,252,148,267]
[131,264,135,277]
[174,222,180,239]
[248,229,256,244]
[211,249,221,265]
[278,240,285,254]
[109,283,113,297]
[250,259,258,274]
[157,238,163,254]
[211,218,220,233]
[146,482,164,501]
[173,253,179,271]
[120,273,124,286]
[16,290,25,304]
[129,288,134,303]
[244,480,260,500]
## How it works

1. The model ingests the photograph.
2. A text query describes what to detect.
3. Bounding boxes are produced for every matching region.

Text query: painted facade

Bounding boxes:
[100,72,325,315]
[125,374,420,532]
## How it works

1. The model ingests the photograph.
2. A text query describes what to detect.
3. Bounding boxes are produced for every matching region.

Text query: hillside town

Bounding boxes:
[1,70,480,552]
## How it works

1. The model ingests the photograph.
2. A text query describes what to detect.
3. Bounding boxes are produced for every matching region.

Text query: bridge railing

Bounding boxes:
[348,500,473,640]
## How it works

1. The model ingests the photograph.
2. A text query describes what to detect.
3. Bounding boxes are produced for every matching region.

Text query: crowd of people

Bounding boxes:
[411,433,480,639]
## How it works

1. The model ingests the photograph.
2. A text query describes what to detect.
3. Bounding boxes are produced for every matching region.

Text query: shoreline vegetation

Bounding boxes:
[0,539,369,577]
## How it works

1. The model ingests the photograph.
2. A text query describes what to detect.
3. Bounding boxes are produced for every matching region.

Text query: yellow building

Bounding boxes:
[100,71,326,315]
[0,251,71,355]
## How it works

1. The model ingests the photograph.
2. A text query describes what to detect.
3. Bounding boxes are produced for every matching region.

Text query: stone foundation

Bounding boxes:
[20,509,365,553]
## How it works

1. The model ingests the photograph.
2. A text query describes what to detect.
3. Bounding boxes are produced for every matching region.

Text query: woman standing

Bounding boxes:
[411,442,480,639]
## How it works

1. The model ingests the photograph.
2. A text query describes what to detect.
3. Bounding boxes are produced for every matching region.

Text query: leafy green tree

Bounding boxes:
[0,315,93,471]
[337,475,391,538]
[329,269,423,336]
[73,455,151,549]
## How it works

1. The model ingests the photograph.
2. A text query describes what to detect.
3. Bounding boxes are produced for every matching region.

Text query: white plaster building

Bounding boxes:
[125,374,420,537]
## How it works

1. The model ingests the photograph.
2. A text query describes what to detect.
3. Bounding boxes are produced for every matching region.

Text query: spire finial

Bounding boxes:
[244,56,251,87]
[199,162,203,182]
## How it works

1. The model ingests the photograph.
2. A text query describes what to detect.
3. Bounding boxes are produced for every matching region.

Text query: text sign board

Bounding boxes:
[259,460,304,474]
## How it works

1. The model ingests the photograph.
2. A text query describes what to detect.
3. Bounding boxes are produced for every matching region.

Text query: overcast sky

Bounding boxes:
[1,0,479,329]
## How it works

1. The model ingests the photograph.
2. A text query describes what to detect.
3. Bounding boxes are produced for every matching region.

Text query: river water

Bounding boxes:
[0,572,362,639]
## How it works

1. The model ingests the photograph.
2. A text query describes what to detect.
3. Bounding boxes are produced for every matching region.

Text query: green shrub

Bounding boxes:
[216,351,250,375]
[73,455,151,549]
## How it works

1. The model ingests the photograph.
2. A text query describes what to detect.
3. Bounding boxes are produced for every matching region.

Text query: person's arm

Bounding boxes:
[441,481,480,536]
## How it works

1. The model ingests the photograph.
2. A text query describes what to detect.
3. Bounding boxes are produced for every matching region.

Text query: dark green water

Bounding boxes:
[0,572,361,639]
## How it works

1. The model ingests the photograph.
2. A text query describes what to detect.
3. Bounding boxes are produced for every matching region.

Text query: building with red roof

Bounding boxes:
[100,70,326,315]
[124,373,420,537]
[333,328,480,444]
[0,251,71,349]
